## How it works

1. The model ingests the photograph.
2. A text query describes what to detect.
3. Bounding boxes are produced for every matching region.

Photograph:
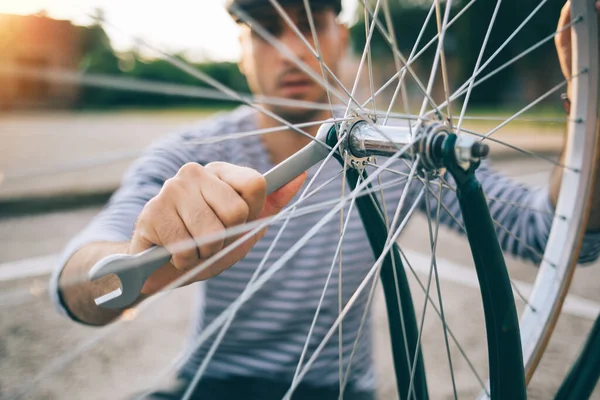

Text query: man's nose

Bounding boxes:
[278,25,311,64]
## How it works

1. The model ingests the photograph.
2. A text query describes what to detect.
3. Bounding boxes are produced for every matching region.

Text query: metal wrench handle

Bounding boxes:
[88,134,332,309]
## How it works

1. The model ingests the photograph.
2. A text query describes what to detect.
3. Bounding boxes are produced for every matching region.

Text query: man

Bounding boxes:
[51,0,600,399]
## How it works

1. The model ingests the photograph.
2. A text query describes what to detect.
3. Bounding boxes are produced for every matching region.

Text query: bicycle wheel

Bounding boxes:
[0,0,598,399]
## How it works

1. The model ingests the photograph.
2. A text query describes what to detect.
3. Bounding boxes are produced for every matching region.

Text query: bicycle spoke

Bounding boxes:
[398,248,490,397]
[426,20,581,122]
[0,65,339,113]
[0,174,415,313]
[343,0,383,117]
[137,170,355,396]
[267,0,348,119]
[361,0,479,114]
[358,0,442,117]
[14,149,380,397]
[449,115,568,123]
[481,72,583,141]
[455,0,502,136]
[406,180,441,399]
[437,175,552,266]
[360,0,438,117]
[229,5,360,113]
[171,141,418,399]
[415,0,453,120]
[337,162,392,398]
[485,193,558,219]
[284,187,427,399]
[179,147,419,399]
[458,127,573,171]
[384,111,570,124]
[338,154,349,389]
[367,161,560,221]
[302,0,338,121]
[181,133,352,399]
[364,5,377,114]
[434,0,453,124]
[145,179,416,392]
[424,179,458,399]
[340,159,422,399]
[287,160,356,389]
[176,157,415,400]
[426,178,542,311]
[97,15,329,149]
[381,2,435,127]
[0,118,352,186]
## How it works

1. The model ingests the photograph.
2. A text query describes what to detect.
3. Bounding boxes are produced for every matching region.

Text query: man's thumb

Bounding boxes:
[260,172,307,218]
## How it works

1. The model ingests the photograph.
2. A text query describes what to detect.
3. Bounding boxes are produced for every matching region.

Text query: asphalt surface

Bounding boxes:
[0,111,564,201]
[0,114,599,400]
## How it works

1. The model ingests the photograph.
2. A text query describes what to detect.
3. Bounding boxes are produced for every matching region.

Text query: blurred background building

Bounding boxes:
[0,13,82,109]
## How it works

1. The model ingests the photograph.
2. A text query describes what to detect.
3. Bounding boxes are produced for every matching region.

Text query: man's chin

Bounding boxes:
[269,105,325,125]
[266,94,332,124]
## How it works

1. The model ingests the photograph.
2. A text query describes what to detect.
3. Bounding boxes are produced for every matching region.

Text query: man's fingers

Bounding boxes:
[555,1,571,47]
[205,162,267,221]
[198,173,251,228]
[260,172,307,218]
[176,191,227,260]
[555,1,573,84]
[134,196,199,271]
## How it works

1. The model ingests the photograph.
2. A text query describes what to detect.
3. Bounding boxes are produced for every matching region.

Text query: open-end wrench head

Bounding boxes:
[88,248,171,309]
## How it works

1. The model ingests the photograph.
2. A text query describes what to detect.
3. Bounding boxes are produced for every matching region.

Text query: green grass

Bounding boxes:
[76,103,237,116]
[70,103,567,136]
[464,105,565,119]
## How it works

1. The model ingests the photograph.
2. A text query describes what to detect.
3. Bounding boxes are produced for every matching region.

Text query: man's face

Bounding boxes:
[237,6,348,123]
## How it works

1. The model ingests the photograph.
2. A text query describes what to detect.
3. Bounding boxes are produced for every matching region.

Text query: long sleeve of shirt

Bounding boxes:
[412,160,600,265]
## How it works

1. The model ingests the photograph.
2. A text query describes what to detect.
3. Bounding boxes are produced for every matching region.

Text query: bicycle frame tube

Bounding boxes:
[555,313,600,400]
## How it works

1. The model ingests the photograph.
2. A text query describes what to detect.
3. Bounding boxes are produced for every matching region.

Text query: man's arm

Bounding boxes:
[57,241,144,326]
[549,120,600,232]
[549,1,600,231]
[53,156,304,327]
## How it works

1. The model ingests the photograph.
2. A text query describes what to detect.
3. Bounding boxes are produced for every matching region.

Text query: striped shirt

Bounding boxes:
[51,105,600,391]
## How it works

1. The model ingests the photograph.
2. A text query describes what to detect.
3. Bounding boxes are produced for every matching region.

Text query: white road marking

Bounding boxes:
[0,251,598,321]
[0,254,57,282]
[509,172,551,186]
[403,250,599,321]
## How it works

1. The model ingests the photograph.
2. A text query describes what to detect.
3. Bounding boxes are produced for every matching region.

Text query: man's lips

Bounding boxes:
[278,77,313,89]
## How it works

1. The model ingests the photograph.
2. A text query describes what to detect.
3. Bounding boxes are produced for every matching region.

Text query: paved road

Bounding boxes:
[1,156,599,400]
[0,111,210,199]
[0,113,598,399]
[0,111,564,200]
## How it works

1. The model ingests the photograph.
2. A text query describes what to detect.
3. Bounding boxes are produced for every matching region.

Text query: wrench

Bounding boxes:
[88,125,332,308]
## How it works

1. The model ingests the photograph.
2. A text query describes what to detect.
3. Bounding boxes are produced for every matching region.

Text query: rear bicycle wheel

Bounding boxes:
[0,1,598,399]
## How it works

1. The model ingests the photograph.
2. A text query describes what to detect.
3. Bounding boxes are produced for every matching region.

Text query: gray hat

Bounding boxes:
[226,0,342,19]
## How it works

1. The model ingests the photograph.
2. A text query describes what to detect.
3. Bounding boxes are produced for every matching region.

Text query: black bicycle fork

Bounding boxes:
[330,130,527,400]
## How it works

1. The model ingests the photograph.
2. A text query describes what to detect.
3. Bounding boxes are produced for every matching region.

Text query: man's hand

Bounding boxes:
[131,162,306,295]
[555,1,600,99]
[550,1,600,232]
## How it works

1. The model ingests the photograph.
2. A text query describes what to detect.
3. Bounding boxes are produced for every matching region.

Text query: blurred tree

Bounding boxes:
[349,0,565,108]
[76,9,249,109]
[77,9,123,107]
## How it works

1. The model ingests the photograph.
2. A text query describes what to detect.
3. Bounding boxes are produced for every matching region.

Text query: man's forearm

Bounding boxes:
[58,241,144,326]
